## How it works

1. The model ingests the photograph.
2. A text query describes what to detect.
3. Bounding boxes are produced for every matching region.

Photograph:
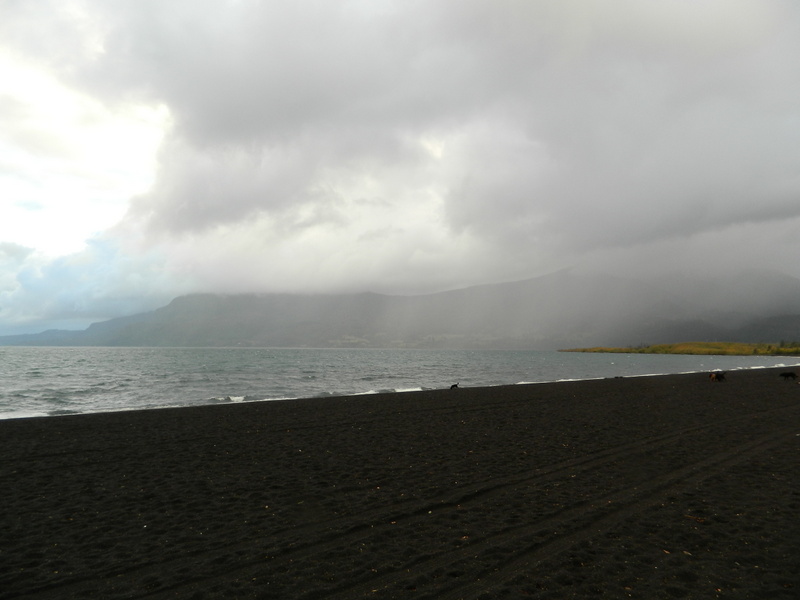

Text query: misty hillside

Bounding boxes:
[3,269,800,349]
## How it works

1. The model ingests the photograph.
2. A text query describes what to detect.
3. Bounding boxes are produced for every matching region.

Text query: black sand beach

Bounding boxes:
[2,367,799,599]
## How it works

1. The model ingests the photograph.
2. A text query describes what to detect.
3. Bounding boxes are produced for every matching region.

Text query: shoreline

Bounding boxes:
[6,360,800,422]
[2,367,799,598]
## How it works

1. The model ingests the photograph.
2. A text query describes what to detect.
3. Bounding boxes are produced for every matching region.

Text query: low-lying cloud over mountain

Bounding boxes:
[4,269,800,349]
[2,2,800,337]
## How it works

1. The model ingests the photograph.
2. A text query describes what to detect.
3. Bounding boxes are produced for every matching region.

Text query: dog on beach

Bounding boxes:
[779,371,797,381]
[450,383,459,389]
[709,371,726,382]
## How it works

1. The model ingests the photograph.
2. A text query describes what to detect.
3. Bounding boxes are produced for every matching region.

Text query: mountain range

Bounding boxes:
[2,268,800,349]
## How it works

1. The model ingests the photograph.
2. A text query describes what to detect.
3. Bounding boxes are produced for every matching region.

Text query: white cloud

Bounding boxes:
[0,52,168,256]
[2,0,800,334]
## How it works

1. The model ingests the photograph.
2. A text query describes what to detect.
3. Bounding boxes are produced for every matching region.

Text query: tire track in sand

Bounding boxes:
[316,409,800,599]
[11,402,800,600]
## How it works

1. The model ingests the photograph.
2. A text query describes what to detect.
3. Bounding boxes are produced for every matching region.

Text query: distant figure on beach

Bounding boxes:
[779,371,797,381]
[709,371,726,382]
[450,383,459,389]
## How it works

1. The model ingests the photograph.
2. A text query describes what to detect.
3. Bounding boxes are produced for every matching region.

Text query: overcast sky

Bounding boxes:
[2,0,800,334]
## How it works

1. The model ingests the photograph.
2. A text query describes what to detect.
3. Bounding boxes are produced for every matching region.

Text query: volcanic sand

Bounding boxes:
[2,367,799,599]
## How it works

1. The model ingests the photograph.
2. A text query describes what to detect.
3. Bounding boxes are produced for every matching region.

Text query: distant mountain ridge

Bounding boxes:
[2,269,800,349]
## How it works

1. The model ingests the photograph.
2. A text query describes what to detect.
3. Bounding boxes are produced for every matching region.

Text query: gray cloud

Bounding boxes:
[2,0,800,332]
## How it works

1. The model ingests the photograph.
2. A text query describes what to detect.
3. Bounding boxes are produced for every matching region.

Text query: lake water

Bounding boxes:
[1,346,797,419]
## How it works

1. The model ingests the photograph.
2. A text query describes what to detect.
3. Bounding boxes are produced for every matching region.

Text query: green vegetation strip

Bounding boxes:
[560,341,800,356]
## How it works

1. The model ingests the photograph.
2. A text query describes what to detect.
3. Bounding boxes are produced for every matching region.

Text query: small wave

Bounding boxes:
[353,387,425,396]
[209,395,297,405]
[208,395,247,404]
[47,409,82,416]
[0,410,49,420]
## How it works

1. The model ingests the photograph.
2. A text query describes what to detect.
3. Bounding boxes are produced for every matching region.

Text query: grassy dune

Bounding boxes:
[561,341,800,356]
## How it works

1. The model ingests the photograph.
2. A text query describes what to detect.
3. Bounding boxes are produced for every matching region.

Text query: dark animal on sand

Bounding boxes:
[450,383,459,389]
[709,372,726,382]
[779,372,797,381]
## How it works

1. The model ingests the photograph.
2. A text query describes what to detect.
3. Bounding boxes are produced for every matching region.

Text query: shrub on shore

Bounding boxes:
[561,341,800,356]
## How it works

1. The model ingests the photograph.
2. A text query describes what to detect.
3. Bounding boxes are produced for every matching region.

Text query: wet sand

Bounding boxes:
[2,367,799,599]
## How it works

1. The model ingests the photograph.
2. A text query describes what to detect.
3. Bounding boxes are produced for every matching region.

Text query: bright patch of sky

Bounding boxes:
[1,0,800,335]
[0,52,168,256]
